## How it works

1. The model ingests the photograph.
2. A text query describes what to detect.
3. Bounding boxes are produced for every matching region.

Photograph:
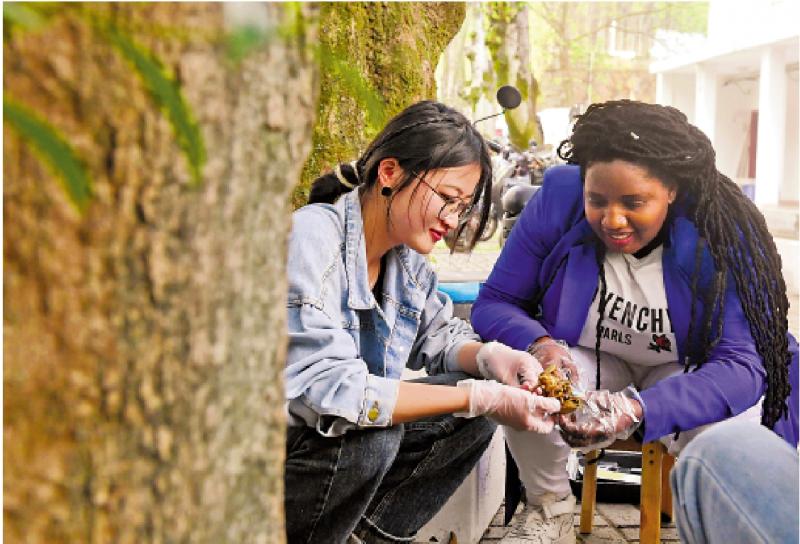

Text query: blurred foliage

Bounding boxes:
[439,1,709,120]
[529,2,710,107]
[4,96,93,212]
[2,2,47,33]
[225,25,277,64]
[222,3,305,66]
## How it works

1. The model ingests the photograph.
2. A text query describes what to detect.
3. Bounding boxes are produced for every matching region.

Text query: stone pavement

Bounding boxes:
[429,244,502,283]
[478,500,679,543]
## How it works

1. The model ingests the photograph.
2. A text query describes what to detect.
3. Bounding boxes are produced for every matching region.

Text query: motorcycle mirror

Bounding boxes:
[474,85,522,127]
[496,85,521,110]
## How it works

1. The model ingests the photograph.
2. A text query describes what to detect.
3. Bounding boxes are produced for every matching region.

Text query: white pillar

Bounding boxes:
[655,73,673,106]
[754,46,788,206]
[694,64,717,144]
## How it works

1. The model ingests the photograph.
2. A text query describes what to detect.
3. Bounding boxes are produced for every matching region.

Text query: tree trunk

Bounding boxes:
[436,7,470,112]
[485,3,542,150]
[4,3,317,542]
[510,5,544,149]
[295,2,466,207]
[557,3,575,106]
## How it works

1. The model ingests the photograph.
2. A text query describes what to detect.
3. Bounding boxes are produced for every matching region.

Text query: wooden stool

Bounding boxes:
[579,438,675,544]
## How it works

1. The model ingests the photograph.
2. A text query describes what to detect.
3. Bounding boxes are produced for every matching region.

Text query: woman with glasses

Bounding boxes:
[283,101,561,543]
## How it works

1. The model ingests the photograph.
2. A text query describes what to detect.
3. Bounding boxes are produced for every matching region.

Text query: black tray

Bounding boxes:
[569,450,642,505]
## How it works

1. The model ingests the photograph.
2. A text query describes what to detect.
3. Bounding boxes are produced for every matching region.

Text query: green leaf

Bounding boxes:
[100,24,206,186]
[279,2,307,42]
[224,3,306,64]
[225,25,273,64]
[3,3,46,32]
[4,96,93,213]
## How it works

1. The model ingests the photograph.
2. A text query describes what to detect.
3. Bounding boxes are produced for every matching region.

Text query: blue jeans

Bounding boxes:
[284,373,497,543]
[671,419,799,544]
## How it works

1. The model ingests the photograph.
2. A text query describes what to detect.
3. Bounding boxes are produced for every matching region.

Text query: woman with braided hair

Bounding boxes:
[471,99,798,544]
[283,100,562,543]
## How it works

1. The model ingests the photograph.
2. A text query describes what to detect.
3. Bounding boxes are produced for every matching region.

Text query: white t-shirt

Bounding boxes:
[577,246,679,367]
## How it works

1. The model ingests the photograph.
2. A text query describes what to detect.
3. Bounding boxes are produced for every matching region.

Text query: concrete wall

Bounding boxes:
[776,237,799,297]
[662,73,696,123]
[696,64,797,205]
[714,76,758,182]
[783,72,799,203]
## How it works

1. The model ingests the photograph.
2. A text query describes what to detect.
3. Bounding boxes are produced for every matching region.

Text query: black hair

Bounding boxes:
[308,100,493,250]
[558,99,791,429]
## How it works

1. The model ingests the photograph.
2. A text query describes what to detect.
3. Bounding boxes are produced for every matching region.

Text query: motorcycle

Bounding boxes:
[443,139,524,252]
[500,183,540,247]
[444,86,564,252]
[444,86,521,252]
[499,142,562,246]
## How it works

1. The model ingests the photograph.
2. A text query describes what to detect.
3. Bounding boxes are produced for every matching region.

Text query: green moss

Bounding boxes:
[482,3,543,151]
[294,2,466,208]
[483,2,519,87]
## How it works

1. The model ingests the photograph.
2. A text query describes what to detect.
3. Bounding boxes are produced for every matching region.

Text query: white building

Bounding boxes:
[651,0,799,295]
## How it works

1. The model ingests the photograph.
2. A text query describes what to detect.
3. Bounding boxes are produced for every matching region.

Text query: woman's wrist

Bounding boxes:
[475,341,500,379]
[526,336,568,356]
[525,336,550,354]
[453,341,483,376]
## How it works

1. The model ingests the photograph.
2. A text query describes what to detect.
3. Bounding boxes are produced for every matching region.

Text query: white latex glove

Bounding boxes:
[476,341,543,387]
[527,338,580,385]
[557,386,643,452]
[456,379,561,433]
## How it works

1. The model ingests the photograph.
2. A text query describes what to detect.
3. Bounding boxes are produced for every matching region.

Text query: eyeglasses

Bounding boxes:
[415,176,474,222]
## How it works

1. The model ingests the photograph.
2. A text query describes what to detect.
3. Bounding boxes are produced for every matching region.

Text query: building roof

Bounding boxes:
[651,35,799,75]
[650,0,799,76]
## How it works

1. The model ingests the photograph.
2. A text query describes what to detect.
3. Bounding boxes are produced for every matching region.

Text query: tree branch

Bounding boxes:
[533,3,676,44]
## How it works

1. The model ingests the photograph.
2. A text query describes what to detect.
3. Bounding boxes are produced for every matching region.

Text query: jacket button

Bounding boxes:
[367,401,380,422]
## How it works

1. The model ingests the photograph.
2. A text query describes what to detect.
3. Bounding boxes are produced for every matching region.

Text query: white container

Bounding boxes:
[415,428,506,544]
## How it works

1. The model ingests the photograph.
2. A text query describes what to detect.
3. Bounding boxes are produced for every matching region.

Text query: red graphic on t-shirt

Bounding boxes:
[647,333,672,353]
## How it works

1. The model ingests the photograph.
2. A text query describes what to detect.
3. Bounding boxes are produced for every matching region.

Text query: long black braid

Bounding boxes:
[558,100,791,429]
[593,242,609,390]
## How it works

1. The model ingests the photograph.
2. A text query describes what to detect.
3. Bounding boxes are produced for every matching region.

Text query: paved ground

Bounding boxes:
[478,500,679,543]
[429,243,504,283]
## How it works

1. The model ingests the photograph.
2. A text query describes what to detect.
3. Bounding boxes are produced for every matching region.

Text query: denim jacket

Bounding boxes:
[285,190,479,436]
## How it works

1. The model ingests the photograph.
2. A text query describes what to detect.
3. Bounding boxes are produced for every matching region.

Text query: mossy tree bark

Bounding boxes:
[485,3,543,150]
[4,3,317,542]
[295,2,466,207]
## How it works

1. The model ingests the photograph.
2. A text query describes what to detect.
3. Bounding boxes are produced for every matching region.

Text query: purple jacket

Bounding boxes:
[472,164,798,446]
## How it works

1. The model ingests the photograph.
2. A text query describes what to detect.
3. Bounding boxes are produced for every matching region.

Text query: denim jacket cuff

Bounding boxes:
[358,375,400,428]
